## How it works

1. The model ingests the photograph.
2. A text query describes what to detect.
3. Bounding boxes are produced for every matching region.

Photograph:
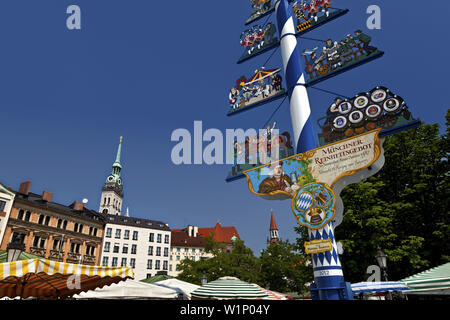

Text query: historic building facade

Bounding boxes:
[98,137,171,280]
[0,181,105,265]
[169,223,241,277]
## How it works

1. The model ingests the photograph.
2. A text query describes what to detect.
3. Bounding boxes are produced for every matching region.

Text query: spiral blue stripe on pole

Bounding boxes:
[275,0,317,154]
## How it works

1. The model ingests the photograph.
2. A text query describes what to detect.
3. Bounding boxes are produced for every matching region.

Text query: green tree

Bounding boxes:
[259,240,312,295]
[177,239,262,285]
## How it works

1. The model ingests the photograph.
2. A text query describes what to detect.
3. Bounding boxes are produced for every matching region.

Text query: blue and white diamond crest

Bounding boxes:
[292,182,336,230]
[296,192,313,211]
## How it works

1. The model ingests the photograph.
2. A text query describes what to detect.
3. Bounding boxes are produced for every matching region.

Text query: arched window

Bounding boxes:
[108,198,110,205]
[94,228,98,236]
[79,224,83,233]
[74,223,78,232]
[25,211,31,222]
[44,216,50,226]
[103,197,107,205]
[17,209,24,220]
[38,215,44,224]
[57,219,62,229]
[62,220,67,230]
[102,209,108,214]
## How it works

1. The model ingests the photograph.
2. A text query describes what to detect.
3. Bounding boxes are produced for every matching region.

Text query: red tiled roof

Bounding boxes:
[171,230,205,247]
[197,222,241,244]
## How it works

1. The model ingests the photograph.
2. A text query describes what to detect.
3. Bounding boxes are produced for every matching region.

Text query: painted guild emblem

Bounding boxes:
[292,182,336,229]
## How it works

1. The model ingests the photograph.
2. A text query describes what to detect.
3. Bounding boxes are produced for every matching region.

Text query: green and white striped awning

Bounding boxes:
[191,276,268,300]
[401,262,450,295]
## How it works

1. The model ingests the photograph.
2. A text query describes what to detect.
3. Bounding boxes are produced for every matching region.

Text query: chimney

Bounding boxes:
[18,181,31,195]
[73,201,84,211]
[187,225,193,237]
[193,226,198,237]
[42,191,53,203]
[7,187,13,191]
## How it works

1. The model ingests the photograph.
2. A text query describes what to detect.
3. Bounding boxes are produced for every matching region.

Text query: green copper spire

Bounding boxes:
[113,136,123,169]
[105,136,123,187]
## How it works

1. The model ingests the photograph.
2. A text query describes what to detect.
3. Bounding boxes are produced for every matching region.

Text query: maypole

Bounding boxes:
[226,0,419,301]
[275,0,351,299]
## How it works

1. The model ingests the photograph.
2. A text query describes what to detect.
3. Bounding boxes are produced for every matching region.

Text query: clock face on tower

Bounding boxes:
[107,175,114,182]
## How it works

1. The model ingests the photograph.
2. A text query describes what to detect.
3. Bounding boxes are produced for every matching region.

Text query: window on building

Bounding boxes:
[132,231,138,241]
[149,233,154,242]
[115,229,121,239]
[156,247,161,256]
[33,236,45,248]
[17,209,24,220]
[102,257,109,267]
[104,242,110,252]
[199,248,203,253]
[164,235,169,244]
[70,243,80,253]
[124,230,130,240]
[163,261,168,271]
[0,200,6,212]
[164,248,168,257]
[130,258,136,268]
[112,257,118,267]
[52,239,60,251]
[38,215,44,225]
[192,248,196,253]
[24,211,31,222]
[155,260,160,270]
[169,264,172,271]
[157,234,162,243]
[106,228,112,238]
[184,248,188,253]
[11,232,25,244]
[190,256,195,261]
[176,256,180,261]
[122,244,128,254]
[176,265,180,271]
[147,260,152,269]
[44,216,50,226]
[74,223,78,232]
[113,244,119,253]
[121,258,127,267]
[86,245,95,256]
[93,228,98,236]
[89,227,93,235]
[176,248,180,252]
[57,219,62,229]
[62,220,67,230]
[148,246,153,256]
[131,244,137,254]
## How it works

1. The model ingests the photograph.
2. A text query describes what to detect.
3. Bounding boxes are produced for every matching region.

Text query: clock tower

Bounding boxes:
[99,136,124,215]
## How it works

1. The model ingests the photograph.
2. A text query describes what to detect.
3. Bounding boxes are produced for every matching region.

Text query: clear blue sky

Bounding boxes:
[0,0,448,256]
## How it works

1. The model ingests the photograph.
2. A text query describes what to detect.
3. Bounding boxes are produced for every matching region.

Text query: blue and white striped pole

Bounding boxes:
[274,0,352,300]
[274,0,316,154]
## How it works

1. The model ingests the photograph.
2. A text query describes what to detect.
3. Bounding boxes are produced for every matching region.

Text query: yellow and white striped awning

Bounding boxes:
[0,258,134,299]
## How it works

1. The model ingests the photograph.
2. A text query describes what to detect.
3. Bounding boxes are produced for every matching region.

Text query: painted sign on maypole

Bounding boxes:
[227,0,419,300]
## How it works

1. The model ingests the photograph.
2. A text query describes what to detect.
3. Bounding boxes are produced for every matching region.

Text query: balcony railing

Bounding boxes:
[29,247,46,257]
[83,255,96,265]
[66,252,81,263]
[49,250,64,261]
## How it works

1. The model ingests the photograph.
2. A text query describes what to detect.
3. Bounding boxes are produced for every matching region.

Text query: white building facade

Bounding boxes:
[0,182,15,245]
[101,215,171,280]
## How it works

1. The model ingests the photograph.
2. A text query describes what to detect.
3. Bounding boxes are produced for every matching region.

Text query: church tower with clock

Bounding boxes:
[99,136,124,215]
